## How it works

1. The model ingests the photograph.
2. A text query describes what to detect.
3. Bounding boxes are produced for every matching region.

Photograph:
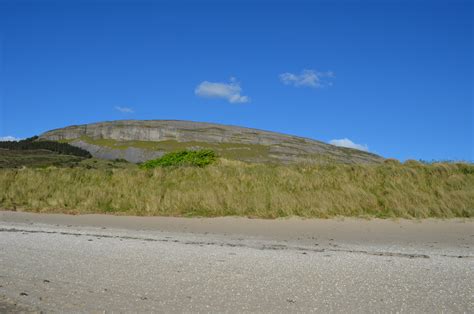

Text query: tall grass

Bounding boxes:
[1,159,473,218]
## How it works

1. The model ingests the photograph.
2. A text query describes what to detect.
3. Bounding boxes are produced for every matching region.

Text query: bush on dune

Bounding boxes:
[140,150,217,169]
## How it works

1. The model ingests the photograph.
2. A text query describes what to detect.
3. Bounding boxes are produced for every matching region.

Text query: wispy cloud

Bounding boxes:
[329,138,369,152]
[279,69,334,88]
[195,78,250,104]
[0,136,21,142]
[115,106,134,113]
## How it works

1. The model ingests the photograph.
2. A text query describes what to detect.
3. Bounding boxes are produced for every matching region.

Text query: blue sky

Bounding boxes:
[0,0,472,161]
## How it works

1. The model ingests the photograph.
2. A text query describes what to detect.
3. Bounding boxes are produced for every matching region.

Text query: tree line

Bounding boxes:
[0,136,92,158]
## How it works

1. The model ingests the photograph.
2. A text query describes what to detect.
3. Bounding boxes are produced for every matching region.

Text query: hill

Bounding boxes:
[39,120,383,164]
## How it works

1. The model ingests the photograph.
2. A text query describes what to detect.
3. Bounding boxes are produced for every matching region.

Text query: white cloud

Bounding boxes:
[115,106,134,113]
[279,69,334,88]
[329,138,369,152]
[0,136,21,142]
[195,78,250,103]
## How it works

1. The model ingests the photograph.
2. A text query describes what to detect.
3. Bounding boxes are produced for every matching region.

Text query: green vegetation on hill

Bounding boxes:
[1,159,472,218]
[0,149,133,169]
[0,136,92,158]
[63,136,272,162]
[140,150,217,168]
[0,149,85,168]
[62,136,381,164]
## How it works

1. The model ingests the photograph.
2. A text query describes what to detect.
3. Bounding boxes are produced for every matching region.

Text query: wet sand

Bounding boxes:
[1,210,472,248]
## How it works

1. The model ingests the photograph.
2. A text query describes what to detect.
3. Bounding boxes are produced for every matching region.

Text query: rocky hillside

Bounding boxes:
[39,120,383,164]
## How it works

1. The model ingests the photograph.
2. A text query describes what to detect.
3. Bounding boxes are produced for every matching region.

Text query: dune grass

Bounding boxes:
[0,159,473,218]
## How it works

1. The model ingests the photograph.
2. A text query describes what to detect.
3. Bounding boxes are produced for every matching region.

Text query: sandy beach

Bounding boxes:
[0,211,472,312]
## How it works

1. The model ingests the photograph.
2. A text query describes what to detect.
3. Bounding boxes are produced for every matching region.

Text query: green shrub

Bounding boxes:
[140,149,217,169]
[0,135,92,158]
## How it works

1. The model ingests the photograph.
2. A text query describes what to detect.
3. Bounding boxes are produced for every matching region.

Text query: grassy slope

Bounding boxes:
[61,136,272,161]
[0,149,85,168]
[1,159,473,218]
[62,136,382,164]
[0,149,134,170]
